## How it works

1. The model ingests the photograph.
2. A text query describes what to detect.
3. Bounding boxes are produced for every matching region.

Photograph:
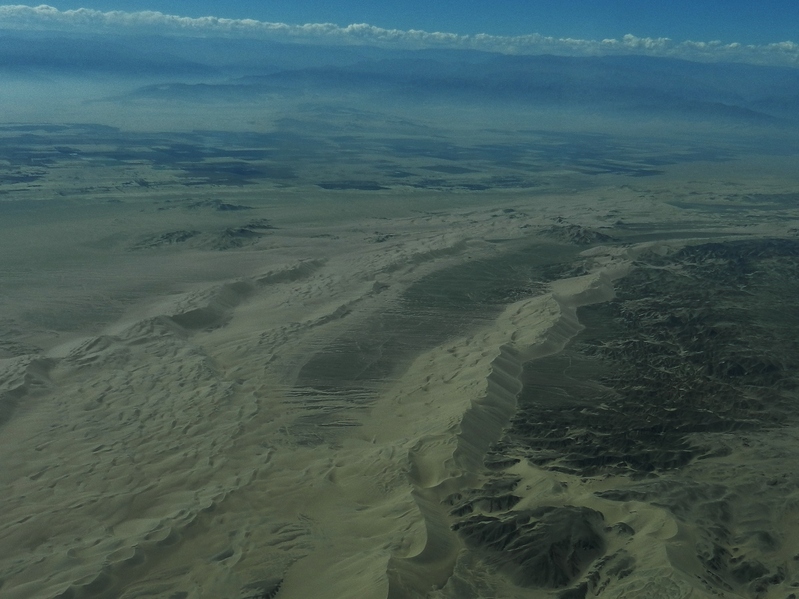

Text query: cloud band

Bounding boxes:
[1,4,797,67]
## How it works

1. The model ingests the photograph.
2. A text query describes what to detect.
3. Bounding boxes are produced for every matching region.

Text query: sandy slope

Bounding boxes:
[3,175,799,599]
[0,191,570,598]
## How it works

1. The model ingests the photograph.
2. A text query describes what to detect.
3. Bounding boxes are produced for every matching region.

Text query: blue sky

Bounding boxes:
[21,1,799,44]
[1,3,798,69]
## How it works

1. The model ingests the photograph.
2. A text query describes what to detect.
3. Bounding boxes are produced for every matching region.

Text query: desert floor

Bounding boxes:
[3,124,799,599]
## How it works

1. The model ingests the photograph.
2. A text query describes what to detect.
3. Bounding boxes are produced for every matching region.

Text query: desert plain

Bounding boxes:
[2,107,799,599]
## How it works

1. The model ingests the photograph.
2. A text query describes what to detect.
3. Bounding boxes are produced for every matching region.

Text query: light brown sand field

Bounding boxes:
[3,127,799,599]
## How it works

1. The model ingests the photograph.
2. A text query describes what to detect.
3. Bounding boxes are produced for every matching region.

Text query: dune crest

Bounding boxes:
[381,256,629,598]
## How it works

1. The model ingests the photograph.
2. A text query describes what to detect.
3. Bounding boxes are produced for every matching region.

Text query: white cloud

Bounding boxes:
[1,4,798,67]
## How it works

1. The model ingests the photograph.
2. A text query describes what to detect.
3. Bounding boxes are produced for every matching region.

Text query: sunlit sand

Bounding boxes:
[2,96,799,599]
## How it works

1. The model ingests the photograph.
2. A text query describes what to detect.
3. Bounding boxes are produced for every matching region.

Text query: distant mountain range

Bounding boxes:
[132,53,799,126]
[3,30,799,126]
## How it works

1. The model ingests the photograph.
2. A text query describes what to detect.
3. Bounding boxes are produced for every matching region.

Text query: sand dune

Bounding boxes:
[3,160,799,599]
[1,195,558,598]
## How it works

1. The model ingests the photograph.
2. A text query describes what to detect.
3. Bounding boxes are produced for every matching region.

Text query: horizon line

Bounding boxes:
[0,4,798,68]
